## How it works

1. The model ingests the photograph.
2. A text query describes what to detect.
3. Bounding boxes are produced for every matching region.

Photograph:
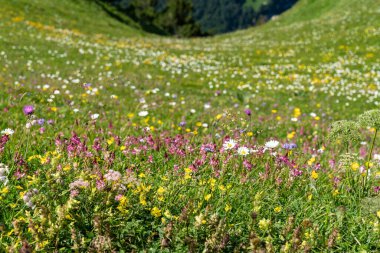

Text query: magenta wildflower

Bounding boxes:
[69,179,89,189]
[243,159,253,170]
[0,134,10,154]
[96,179,106,190]
[23,105,34,115]
[115,194,123,201]
[70,189,79,198]
[104,170,121,182]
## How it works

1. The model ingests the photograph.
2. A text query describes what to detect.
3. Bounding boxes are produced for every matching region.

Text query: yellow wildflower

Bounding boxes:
[0,187,9,194]
[151,207,162,218]
[258,218,271,230]
[351,162,360,171]
[311,170,318,179]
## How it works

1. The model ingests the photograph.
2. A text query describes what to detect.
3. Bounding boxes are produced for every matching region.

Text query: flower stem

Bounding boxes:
[363,128,377,193]
[368,128,377,163]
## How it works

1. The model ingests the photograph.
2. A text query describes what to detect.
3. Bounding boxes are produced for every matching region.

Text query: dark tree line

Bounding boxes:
[98,0,298,37]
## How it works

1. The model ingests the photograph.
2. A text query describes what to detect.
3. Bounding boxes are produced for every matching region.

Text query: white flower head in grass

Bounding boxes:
[0,163,9,185]
[90,113,99,120]
[237,146,250,156]
[223,139,237,150]
[374,154,380,161]
[1,128,14,136]
[291,117,298,122]
[138,111,149,117]
[265,140,279,149]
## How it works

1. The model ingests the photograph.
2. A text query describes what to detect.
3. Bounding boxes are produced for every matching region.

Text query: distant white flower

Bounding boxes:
[190,109,196,114]
[90,113,99,120]
[223,139,237,150]
[374,154,380,161]
[291,118,298,122]
[317,148,324,154]
[1,128,14,136]
[138,111,148,117]
[0,163,9,179]
[265,140,279,149]
[237,147,250,156]
[0,163,9,185]
[310,112,317,117]
[202,123,208,128]
[73,108,79,113]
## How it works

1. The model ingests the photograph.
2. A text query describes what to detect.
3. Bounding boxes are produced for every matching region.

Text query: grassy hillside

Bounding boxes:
[0,0,379,251]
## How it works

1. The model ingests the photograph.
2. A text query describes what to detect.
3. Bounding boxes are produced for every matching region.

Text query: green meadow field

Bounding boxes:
[0,0,379,251]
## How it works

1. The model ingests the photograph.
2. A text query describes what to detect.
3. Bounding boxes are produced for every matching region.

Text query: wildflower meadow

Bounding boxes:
[0,0,379,251]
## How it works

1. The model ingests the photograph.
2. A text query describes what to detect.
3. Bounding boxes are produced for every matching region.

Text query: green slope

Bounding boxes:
[1,0,146,37]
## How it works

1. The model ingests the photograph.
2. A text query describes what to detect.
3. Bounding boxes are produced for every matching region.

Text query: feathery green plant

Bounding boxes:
[328,120,360,152]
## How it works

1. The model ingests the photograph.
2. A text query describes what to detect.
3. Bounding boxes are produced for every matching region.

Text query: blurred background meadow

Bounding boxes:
[0,0,379,251]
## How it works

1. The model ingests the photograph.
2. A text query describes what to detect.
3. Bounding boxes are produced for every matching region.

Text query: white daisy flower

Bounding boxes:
[1,128,14,136]
[223,139,237,150]
[90,113,99,120]
[138,111,149,117]
[237,147,250,156]
[265,140,279,149]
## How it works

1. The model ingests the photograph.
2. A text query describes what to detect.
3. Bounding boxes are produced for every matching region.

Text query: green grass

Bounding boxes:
[0,0,379,251]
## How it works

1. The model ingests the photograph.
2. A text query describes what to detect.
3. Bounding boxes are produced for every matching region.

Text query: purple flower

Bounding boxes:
[37,118,45,125]
[282,143,297,150]
[179,121,186,127]
[104,170,121,182]
[69,179,89,189]
[23,105,34,115]
[243,160,253,170]
[244,109,252,116]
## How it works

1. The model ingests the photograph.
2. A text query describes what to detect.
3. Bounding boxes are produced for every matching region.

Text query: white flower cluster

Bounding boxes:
[1,128,14,135]
[223,139,280,157]
[23,188,39,209]
[0,163,9,185]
